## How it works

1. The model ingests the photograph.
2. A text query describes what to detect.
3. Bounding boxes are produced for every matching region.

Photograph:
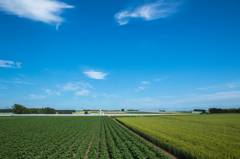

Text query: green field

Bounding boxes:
[0,116,170,159]
[116,114,240,159]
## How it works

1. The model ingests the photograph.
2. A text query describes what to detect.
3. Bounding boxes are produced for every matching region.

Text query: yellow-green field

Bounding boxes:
[116,114,240,159]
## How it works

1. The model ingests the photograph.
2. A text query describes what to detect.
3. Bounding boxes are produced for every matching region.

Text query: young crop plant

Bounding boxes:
[0,116,171,159]
[116,114,240,159]
[98,121,109,159]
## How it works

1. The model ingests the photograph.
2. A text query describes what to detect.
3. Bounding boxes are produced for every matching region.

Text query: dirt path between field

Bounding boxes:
[85,124,98,159]
[110,117,178,159]
[73,124,97,158]
[96,123,101,159]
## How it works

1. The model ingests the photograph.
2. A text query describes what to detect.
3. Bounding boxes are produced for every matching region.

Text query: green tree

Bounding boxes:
[121,108,124,112]
[42,107,56,114]
[12,104,27,114]
[84,111,88,114]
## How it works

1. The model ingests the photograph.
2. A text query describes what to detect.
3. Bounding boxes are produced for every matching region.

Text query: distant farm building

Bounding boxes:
[192,109,206,113]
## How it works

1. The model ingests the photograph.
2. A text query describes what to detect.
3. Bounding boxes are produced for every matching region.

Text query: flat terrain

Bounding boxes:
[74,111,100,114]
[116,114,240,159]
[0,116,170,159]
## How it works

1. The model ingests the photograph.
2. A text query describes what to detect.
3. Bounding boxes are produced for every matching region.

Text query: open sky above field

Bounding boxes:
[0,0,240,111]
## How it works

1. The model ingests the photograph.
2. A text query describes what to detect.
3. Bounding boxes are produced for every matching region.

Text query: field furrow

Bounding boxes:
[0,116,171,159]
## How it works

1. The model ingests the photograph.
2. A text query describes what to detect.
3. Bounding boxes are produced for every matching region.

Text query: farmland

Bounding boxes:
[116,114,240,159]
[0,116,170,159]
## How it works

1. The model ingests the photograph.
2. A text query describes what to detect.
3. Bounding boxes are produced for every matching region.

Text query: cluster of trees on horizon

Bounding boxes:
[209,108,240,113]
[1,104,76,114]
[2,105,240,114]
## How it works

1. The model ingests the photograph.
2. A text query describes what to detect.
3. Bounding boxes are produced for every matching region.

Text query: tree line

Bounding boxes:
[209,108,240,113]
[10,104,75,114]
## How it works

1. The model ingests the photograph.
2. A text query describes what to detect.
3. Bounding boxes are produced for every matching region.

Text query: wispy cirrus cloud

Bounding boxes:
[62,81,91,91]
[102,93,121,98]
[181,91,240,102]
[0,79,34,84]
[44,89,61,95]
[61,81,93,96]
[197,80,240,90]
[0,59,22,68]
[155,76,169,82]
[0,0,74,29]
[29,94,46,100]
[74,90,90,96]
[114,0,181,25]
[83,70,108,79]
[142,81,150,84]
[135,86,145,92]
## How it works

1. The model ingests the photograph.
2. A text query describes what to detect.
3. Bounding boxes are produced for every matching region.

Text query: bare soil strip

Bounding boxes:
[85,124,98,159]
[96,124,101,159]
[104,123,110,158]
[73,124,97,158]
[65,123,95,155]
[51,128,82,158]
[110,117,178,159]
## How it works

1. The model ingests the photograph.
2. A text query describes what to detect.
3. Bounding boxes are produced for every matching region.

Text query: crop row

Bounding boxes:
[116,115,240,159]
[0,116,170,159]
[105,117,170,159]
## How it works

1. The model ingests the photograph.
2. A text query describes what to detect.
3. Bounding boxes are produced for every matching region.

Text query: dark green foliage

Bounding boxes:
[12,104,29,114]
[84,111,89,114]
[83,109,99,111]
[56,110,75,113]
[209,108,240,113]
[0,116,170,159]
[58,111,72,114]
[121,108,124,111]
[40,107,56,114]
[0,109,13,113]
[11,104,56,114]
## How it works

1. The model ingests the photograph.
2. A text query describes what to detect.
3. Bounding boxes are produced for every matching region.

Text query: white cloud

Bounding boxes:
[0,59,22,68]
[62,81,93,96]
[62,81,87,91]
[179,91,240,103]
[135,86,146,92]
[102,93,121,98]
[197,80,240,90]
[0,0,74,29]
[83,70,108,79]
[114,0,181,25]
[29,94,46,99]
[44,89,61,95]
[0,79,34,84]
[74,90,90,96]
[155,76,169,82]
[86,82,93,88]
[142,81,150,84]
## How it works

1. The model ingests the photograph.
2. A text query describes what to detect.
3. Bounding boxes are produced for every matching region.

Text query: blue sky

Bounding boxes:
[0,0,240,111]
